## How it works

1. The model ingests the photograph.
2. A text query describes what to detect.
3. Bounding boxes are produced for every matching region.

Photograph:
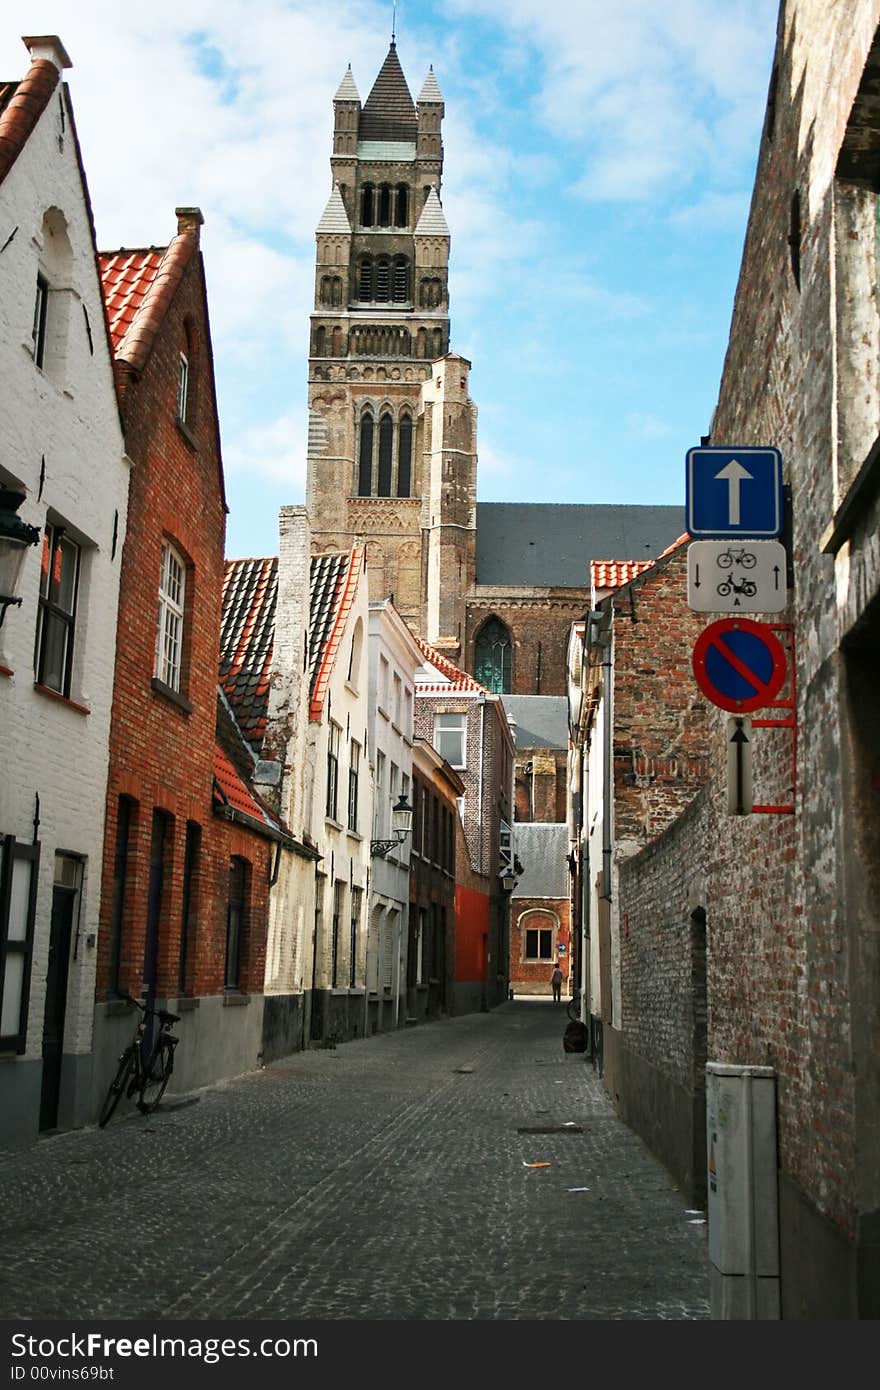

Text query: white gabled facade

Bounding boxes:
[0,37,130,1146]
[365,598,422,1032]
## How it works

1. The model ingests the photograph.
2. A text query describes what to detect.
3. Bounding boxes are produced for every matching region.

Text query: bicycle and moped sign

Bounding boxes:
[686,539,787,613]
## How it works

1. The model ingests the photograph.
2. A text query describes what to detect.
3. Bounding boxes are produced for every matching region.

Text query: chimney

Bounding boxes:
[22,36,72,71]
[175,206,204,242]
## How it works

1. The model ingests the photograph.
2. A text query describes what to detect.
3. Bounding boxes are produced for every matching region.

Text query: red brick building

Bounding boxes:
[408,737,463,1021]
[92,210,293,1107]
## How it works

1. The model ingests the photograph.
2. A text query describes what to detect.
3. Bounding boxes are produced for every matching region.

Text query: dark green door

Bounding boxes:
[39,886,75,1131]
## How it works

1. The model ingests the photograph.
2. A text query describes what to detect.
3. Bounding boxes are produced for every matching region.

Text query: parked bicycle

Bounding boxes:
[98,992,180,1128]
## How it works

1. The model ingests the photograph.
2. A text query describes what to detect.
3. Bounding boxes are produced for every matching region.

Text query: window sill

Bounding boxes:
[346,828,363,842]
[172,997,200,1012]
[151,677,193,714]
[344,679,360,697]
[102,997,136,1017]
[377,706,390,721]
[34,683,90,716]
[325,816,344,832]
[175,416,198,451]
[223,992,250,1006]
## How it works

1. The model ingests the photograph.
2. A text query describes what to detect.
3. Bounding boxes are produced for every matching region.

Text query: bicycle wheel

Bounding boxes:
[98,1048,137,1128]
[138,1040,173,1114]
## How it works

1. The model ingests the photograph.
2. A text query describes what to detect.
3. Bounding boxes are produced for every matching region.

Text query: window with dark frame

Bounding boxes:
[348,740,360,833]
[0,835,40,1054]
[398,414,412,496]
[225,856,247,991]
[32,273,48,368]
[108,795,135,994]
[349,887,362,988]
[178,821,201,993]
[332,880,344,988]
[35,524,80,697]
[378,413,393,495]
[326,723,341,820]
[358,411,374,495]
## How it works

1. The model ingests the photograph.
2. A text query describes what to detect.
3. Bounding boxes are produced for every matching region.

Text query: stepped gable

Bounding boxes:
[359,42,417,142]
[220,556,278,755]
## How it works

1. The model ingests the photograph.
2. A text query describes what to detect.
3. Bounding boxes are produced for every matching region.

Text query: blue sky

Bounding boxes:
[2,1,781,559]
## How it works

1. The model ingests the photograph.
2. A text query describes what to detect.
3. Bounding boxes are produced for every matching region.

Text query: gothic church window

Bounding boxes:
[378,412,394,495]
[361,183,375,227]
[398,414,412,497]
[475,617,512,694]
[358,411,374,495]
[395,184,409,227]
[378,184,391,226]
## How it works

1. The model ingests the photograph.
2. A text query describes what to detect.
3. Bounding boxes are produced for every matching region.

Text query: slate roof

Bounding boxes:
[502,695,569,750]
[418,67,444,104]
[415,638,490,695]
[414,188,449,237]
[220,557,278,756]
[308,547,365,720]
[474,503,685,588]
[359,42,417,143]
[334,65,360,102]
[513,822,570,899]
[316,184,351,235]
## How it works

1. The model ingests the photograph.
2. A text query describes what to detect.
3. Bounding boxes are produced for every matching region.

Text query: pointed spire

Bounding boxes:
[414,187,449,237]
[418,66,444,104]
[316,184,351,235]
[334,64,360,103]
[360,43,417,142]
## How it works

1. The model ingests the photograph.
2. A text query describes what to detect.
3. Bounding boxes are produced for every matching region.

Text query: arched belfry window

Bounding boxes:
[375,258,391,303]
[361,184,375,227]
[378,413,394,496]
[395,184,409,228]
[475,618,512,694]
[393,257,409,303]
[398,414,412,497]
[358,257,373,301]
[378,184,392,226]
[358,411,374,496]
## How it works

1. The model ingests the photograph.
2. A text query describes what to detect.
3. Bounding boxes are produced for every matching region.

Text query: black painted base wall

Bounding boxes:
[261,994,307,1063]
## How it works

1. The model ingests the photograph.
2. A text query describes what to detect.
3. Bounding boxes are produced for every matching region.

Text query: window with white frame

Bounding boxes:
[374,751,386,836]
[35,525,80,697]
[434,712,466,769]
[525,925,554,960]
[155,541,186,692]
[177,353,189,421]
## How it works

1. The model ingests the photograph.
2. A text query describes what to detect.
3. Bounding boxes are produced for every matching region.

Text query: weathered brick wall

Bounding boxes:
[466,591,589,696]
[96,235,273,1004]
[610,547,711,851]
[510,900,571,992]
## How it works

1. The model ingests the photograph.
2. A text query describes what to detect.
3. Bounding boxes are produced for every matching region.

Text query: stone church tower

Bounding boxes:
[306,42,476,655]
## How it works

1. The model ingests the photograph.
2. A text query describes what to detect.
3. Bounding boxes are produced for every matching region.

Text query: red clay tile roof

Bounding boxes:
[99,249,165,353]
[0,58,60,188]
[590,559,656,591]
[309,547,365,721]
[415,637,490,695]
[220,557,277,756]
[212,743,286,840]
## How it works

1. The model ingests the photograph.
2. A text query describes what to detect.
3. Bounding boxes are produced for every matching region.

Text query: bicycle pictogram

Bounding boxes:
[717,547,757,570]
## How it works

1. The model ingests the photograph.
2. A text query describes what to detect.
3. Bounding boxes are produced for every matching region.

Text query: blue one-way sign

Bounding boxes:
[686,447,783,538]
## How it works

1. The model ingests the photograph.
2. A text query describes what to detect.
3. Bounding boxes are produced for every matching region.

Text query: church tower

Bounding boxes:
[306,42,476,654]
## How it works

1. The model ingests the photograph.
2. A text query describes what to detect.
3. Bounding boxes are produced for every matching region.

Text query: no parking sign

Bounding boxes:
[692,618,787,713]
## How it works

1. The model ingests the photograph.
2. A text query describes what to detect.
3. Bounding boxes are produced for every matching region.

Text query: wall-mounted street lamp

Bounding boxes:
[0,489,41,627]
[371,792,413,858]
[500,869,518,893]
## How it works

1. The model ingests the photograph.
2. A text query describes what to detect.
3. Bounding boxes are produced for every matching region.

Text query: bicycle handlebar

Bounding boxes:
[119,992,180,1026]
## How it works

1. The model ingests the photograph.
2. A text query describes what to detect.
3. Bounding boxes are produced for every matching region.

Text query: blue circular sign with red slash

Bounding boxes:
[692,617,786,712]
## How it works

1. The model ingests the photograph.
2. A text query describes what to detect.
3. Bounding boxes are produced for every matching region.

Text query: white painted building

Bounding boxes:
[0,36,130,1146]
[365,598,421,1033]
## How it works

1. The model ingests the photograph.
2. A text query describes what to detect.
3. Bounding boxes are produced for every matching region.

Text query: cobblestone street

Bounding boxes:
[1,1001,709,1321]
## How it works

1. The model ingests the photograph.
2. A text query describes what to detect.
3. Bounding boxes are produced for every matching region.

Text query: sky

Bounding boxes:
[2,1,781,560]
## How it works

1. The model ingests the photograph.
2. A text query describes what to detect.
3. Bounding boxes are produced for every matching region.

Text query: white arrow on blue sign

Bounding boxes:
[686,447,783,538]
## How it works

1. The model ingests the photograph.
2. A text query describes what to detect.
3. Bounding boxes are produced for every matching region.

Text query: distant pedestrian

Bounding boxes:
[551,963,563,1003]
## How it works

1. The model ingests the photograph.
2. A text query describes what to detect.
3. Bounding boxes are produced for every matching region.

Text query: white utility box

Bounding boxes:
[706,1062,780,1319]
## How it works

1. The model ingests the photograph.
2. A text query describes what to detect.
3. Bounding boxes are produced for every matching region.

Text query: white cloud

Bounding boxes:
[670,190,752,232]
[223,407,308,489]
